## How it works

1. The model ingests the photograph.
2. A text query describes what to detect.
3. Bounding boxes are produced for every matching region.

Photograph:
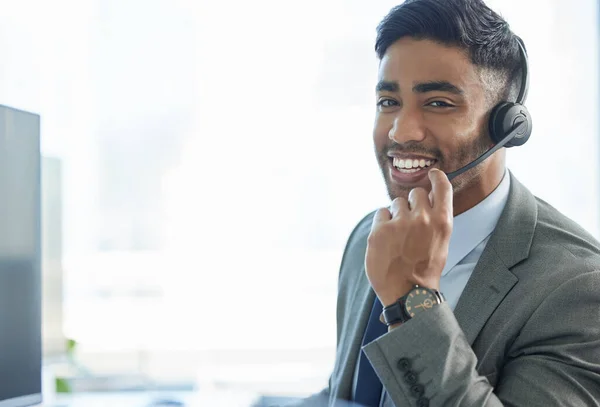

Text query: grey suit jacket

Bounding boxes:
[291,171,600,406]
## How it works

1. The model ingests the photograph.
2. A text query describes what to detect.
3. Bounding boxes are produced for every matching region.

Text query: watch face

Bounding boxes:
[404,287,438,318]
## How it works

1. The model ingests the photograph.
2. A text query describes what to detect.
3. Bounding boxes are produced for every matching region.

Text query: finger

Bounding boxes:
[428,168,453,212]
[408,187,430,211]
[389,197,409,218]
[372,207,392,230]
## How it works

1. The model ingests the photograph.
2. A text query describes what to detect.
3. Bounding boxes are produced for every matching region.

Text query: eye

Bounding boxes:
[377,98,399,109]
[427,100,454,108]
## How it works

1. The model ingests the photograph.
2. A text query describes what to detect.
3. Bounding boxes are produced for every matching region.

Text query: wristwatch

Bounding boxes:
[379,285,445,326]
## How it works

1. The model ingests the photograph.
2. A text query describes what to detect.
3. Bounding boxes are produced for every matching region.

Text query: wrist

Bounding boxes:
[379,284,412,307]
[378,279,440,307]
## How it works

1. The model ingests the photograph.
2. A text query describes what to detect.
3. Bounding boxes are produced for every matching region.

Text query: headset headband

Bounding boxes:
[515,37,529,104]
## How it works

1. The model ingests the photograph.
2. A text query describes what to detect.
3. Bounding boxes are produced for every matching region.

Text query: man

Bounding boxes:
[284,0,600,406]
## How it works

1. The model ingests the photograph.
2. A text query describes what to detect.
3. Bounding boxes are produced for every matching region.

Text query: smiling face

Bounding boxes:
[373,37,506,215]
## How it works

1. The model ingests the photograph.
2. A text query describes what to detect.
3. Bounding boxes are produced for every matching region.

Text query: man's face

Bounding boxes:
[374,37,492,201]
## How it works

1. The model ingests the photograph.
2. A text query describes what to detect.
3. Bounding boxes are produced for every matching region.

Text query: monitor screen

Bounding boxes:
[0,105,42,407]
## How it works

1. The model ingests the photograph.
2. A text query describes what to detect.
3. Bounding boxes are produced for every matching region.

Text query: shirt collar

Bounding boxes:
[441,169,511,277]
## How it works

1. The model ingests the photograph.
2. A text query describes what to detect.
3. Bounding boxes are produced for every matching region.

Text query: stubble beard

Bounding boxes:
[377,133,491,201]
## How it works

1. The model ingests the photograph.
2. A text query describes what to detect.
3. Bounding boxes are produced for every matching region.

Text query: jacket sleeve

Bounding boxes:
[362,271,600,407]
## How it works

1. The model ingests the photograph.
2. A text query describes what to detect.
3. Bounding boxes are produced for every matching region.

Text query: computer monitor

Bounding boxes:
[0,105,42,407]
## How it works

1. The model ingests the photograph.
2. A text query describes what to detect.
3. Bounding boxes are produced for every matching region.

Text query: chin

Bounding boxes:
[385,182,411,201]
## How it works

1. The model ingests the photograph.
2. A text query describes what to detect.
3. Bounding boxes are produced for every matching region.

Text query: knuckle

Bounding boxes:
[375,207,387,217]
[408,187,425,199]
[413,211,431,226]
[434,212,452,232]
[441,221,452,235]
[392,197,406,207]
[368,226,387,243]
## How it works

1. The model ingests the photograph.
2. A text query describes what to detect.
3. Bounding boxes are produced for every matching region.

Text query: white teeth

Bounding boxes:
[392,157,435,171]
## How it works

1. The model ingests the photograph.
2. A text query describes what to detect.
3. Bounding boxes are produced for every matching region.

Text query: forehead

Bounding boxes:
[378,37,481,93]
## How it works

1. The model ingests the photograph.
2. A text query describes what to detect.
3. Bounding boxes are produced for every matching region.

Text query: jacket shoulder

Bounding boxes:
[534,196,600,266]
[336,210,377,282]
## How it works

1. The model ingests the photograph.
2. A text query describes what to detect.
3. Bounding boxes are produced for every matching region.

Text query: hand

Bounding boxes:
[365,169,453,307]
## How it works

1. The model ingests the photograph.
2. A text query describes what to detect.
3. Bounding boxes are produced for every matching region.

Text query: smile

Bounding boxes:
[392,157,435,173]
[387,155,439,184]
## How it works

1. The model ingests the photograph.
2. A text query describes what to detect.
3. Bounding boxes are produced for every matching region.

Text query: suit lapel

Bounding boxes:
[454,171,537,344]
[453,245,518,344]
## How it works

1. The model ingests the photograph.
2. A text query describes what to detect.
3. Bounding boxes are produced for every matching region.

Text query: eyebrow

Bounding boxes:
[376,80,464,96]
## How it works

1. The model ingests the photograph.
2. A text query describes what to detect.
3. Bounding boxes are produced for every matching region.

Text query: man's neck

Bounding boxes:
[452,163,506,217]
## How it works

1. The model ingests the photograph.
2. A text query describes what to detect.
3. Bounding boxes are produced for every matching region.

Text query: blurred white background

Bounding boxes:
[0,0,598,399]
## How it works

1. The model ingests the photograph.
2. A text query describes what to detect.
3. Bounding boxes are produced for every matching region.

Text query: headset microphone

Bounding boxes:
[446,120,527,180]
[445,36,532,181]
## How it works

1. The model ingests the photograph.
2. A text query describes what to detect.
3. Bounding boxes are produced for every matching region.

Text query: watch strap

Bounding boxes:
[380,285,445,326]
[380,298,408,326]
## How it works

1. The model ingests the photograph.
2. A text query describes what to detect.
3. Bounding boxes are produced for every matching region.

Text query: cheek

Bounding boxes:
[428,113,481,150]
[373,115,391,147]
[427,121,460,151]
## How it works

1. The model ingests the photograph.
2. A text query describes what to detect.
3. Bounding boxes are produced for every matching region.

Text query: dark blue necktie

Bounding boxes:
[352,296,388,407]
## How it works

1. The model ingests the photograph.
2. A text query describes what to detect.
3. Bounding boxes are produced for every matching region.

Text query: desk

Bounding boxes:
[42,390,263,407]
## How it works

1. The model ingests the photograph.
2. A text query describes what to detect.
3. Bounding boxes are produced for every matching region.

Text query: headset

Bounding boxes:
[445,36,532,180]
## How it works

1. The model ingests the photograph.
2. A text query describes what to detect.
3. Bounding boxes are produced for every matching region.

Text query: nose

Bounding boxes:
[388,108,426,144]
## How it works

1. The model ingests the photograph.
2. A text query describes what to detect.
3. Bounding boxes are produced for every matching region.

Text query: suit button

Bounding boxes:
[417,397,429,407]
[404,371,418,385]
[397,358,411,372]
[411,384,425,397]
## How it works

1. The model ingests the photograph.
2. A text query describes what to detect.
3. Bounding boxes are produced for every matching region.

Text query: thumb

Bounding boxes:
[428,168,452,210]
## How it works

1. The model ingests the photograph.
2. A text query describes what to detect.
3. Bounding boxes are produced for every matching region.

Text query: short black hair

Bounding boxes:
[375,0,524,103]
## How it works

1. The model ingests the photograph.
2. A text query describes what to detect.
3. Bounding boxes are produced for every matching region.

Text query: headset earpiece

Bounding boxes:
[488,101,532,147]
[487,36,532,149]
